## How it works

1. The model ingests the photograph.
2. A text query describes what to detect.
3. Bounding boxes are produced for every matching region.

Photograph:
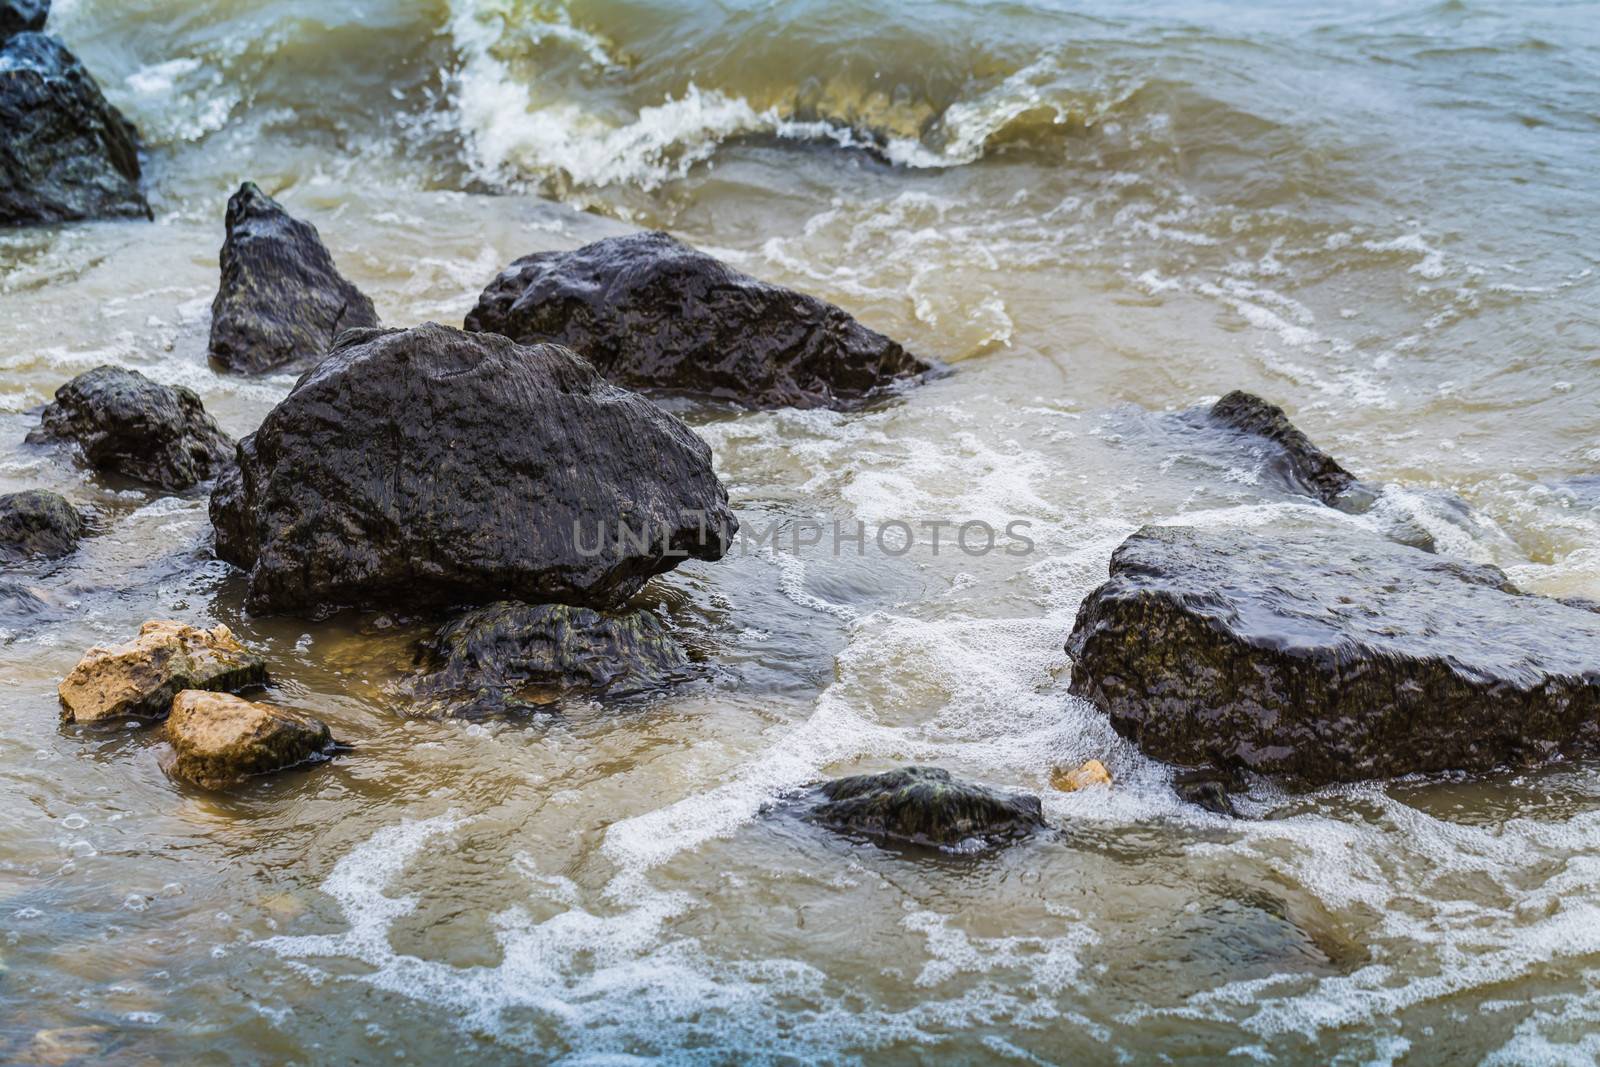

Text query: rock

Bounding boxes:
[464,230,937,410]
[58,620,266,725]
[24,1026,109,1067]
[1066,521,1600,787]
[0,31,148,225]
[211,322,735,617]
[1050,758,1111,792]
[0,489,80,561]
[1174,769,1240,817]
[404,601,688,717]
[1,1,48,39]
[207,182,380,374]
[1205,391,1375,510]
[27,365,233,490]
[805,766,1046,849]
[163,690,334,790]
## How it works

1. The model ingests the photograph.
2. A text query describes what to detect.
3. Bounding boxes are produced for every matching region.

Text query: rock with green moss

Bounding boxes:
[207,182,379,374]
[404,600,689,716]
[805,766,1046,849]
[1067,521,1600,787]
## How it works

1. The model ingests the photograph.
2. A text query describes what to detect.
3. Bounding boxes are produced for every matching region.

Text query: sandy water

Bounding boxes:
[2,0,1600,1062]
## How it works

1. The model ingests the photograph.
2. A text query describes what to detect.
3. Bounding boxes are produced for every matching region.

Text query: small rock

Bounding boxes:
[1050,758,1111,792]
[24,1026,108,1067]
[0,31,148,225]
[1,1,48,39]
[164,690,334,790]
[210,322,735,617]
[465,230,938,410]
[1206,391,1375,510]
[27,365,233,490]
[1174,771,1239,817]
[806,766,1046,849]
[0,489,81,561]
[58,620,266,725]
[405,601,689,717]
[207,181,380,374]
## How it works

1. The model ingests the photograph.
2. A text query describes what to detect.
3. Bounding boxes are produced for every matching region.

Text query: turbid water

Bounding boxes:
[3,0,1600,1062]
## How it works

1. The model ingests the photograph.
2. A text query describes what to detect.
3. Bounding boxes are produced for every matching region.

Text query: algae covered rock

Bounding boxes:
[58,620,267,724]
[210,322,735,618]
[806,766,1046,849]
[404,601,688,717]
[465,230,936,410]
[0,30,148,224]
[27,365,233,490]
[207,181,380,374]
[0,488,81,561]
[1066,522,1600,786]
[164,690,334,790]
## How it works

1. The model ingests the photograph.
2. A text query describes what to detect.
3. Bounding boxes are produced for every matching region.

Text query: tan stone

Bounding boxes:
[164,691,333,790]
[1051,758,1112,792]
[21,1027,108,1067]
[57,620,267,724]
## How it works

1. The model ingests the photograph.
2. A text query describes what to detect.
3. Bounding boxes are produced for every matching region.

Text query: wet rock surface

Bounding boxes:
[1067,522,1600,786]
[805,766,1046,849]
[0,489,81,561]
[0,30,148,224]
[1203,391,1375,510]
[58,620,267,724]
[404,601,689,717]
[210,322,735,618]
[1,0,48,38]
[464,230,936,410]
[27,365,234,489]
[207,181,380,374]
[164,690,335,790]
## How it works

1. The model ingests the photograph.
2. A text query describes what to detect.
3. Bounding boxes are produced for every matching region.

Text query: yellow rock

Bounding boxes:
[57,620,267,725]
[1051,759,1112,792]
[165,690,333,790]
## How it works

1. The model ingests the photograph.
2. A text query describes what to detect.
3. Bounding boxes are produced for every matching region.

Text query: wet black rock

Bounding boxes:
[404,601,689,716]
[0,31,148,225]
[464,230,937,410]
[806,766,1046,849]
[0,489,81,561]
[211,322,736,618]
[1067,522,1600,787]
[1205,391,1375,510]
[207,182,380,374]
[1174,769,1240,818]
[27,365,233,490]
[1,1,48,38]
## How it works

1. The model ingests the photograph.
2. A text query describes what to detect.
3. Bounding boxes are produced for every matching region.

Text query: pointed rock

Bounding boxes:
[1206,391,1374,510]
[210,322,736,617]
[207,182,380,374]
[465,230,937,410]
[0,31,147,224]
[27,365,233,490]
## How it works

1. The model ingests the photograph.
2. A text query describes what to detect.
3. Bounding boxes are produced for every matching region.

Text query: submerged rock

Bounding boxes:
[0,31,148,225]
[405,601,688,717]
[1,1,48,38]
[207,181,380,374]
[211,322,735,618]
[27,365,233,490]
[1204,391,1375,510]
[1067,522,1600,787]
[164,690,334,790]
[58,620,267,725]
[806,766,1046,849]
[464,230,936,410]
[0,489,81,561]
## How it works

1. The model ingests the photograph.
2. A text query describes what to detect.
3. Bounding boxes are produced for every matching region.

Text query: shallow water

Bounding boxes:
[3,0,1600,1062]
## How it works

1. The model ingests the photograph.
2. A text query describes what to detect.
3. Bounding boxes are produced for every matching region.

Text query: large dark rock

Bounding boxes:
[1,1,48,39]
[0,31,148,225]
[464,230,937,410]
[207,182,380,374]
[1204,391,1375,510]
[403,601,689,716]
[805,766,1046,849]
[0,488,81,560]
[27,365,233,489]
[1067,522,1600,787]
[211,322,736,618]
